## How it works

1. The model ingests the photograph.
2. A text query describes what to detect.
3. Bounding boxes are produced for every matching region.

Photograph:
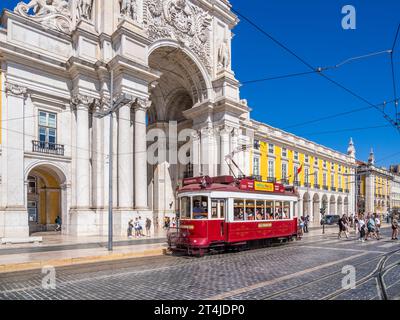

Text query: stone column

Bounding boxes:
[134,99,149,209]
[230,128,239,177]
[118,104,133,208]
[191,131,201,177]
[365,172,375,213]
[220,126,231,176]
[72,95,92,209]
[3,83,29,237]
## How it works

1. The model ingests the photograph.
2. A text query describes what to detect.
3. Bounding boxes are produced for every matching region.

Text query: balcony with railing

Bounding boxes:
[338,188,343,192]
[293,181,301,187]
[280,179,289,185]
[267,177,276,183]
[314,184,320,189]
[331,186,337,192]
[323,185,329,191]
[32,140,64,156]
[304,182,311,188]
[345,189,350,193]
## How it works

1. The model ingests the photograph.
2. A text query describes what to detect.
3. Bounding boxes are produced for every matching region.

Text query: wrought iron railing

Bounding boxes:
[32,141,64,156]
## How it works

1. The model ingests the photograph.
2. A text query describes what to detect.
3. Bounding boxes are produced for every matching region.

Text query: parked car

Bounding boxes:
[320,215,340,225]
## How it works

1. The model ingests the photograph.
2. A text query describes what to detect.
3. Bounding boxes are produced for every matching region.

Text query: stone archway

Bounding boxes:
[26,164,67,235]
[344,197,349,215]
[147,45,210,224]
[329,195,336,215]
[337,196,343,216]
[303,192,311,217]
[312,193,320,223]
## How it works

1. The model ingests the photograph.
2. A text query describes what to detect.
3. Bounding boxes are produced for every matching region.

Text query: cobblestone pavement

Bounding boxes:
[0,229,399,300]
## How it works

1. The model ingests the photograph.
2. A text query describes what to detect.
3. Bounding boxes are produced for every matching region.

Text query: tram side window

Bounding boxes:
[256,201,265,220]
[234,199,245,221]
[245,200,255,220]
[283,201,291,219]
[266,201,274,220]
[193,196,208,219]
[180,197,191,219]
[275,201,283,219]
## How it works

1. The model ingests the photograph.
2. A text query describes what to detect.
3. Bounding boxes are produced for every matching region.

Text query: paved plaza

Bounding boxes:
[0,227,398,300]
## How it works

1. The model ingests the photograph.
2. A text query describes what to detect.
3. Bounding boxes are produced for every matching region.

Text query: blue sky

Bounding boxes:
[2,0,400,167]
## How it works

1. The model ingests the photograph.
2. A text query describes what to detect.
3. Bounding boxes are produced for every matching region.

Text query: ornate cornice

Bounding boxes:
[132,97,151,112]
[71,93,96,111]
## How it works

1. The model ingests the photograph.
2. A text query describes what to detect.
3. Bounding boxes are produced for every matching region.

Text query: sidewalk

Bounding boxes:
[0,231,168,274]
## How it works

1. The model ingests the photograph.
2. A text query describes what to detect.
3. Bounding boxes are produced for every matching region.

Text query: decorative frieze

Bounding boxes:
[146,0,212,73]
[5,83,28,98]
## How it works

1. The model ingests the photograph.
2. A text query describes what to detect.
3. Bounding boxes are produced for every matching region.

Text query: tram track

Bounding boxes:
[258,248,400,300]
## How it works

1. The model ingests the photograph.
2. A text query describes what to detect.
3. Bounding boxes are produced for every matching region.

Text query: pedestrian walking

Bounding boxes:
[304,215,310,233]
[392,215,399,240]
[55,215,62,231]
[365,214,377,240]
[356,214,366,242]
[138,216,145,237]
[338,214,349,239]
[134,218,140,238]
[127,219,133,238]
[171,217,176,228]
[375,214,381,240]
[145,217,151,237]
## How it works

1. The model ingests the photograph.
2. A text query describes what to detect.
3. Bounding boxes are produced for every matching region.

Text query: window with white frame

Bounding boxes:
[331,163,335,171]
[294,151,299,161]
[314,170,319,185]
[282,147,287,158]
[268,160,275,179]
[314,157,318,166]
[268,143,274,154]
[331,173,335,186]
[38,111,57,147]
[305,154,309,163]
[338,175,342,188]
[305,168,309,183]
[281,163,287,181]
[323,160,327,169]
[253,157,260,176]
[294,165,299,181]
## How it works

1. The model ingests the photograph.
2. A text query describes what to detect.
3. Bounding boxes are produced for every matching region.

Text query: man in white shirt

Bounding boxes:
[375,215,381,240]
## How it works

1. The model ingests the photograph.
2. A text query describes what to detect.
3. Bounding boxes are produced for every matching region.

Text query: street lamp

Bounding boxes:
[93,70,134,251]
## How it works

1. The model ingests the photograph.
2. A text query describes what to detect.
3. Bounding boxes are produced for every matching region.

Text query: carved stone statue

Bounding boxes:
[217,38,230,70]
[14,0,72,33]
[77,0,93,21]
[120,0,138,22]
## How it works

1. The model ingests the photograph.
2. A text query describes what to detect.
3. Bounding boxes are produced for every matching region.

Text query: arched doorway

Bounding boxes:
[312,193,320,223]
[147,45,210,223]
[337,196,343,215]
[344,197,349,215]
[26,164,66,234]
[329,195,336,215]
[303,192,311,217]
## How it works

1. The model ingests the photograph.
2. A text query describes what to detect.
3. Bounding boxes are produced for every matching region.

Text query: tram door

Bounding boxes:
[209,199,226,242]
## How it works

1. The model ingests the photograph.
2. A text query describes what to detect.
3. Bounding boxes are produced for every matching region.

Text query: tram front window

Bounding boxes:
[266,201,274,220]
[193,196,208,219]
[256,201,265,220]
[180,197,191,219]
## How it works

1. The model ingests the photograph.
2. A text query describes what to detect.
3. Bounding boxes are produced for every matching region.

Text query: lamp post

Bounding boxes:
[93,69,134,251]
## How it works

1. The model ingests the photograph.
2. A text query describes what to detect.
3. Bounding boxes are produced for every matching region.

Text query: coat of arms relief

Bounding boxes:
[146,0,212,74]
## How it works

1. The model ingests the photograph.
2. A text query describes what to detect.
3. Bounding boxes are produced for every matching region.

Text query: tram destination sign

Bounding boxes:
[240,179,285,193]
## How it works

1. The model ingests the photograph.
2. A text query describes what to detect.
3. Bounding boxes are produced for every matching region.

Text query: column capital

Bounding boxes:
[219,125,233,136]
[5,82,28,98]
[71,94,97,111]
[132,97,151,112]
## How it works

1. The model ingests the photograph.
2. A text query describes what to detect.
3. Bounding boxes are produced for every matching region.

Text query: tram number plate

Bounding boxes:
[258,223,272,228]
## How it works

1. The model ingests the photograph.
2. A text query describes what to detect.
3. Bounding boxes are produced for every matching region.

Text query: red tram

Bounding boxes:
[167,175,300,256]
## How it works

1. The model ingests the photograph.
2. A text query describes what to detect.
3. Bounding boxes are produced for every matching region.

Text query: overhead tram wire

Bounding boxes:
[231,7,400,133]
[390,23,400,124]
[301,124,391,136]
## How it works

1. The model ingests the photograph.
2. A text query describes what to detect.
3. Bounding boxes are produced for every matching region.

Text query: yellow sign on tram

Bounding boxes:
[258,223,273,228]
[254,181,274,192]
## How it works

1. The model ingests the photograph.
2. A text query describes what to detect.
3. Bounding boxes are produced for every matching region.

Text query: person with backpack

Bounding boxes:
[392,215,399,240]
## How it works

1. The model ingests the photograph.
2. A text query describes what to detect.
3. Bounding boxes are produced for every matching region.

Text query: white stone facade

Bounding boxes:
[0,0,357,238]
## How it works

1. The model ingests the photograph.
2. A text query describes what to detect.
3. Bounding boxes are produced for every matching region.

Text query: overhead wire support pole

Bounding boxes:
[390,23,400,126]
